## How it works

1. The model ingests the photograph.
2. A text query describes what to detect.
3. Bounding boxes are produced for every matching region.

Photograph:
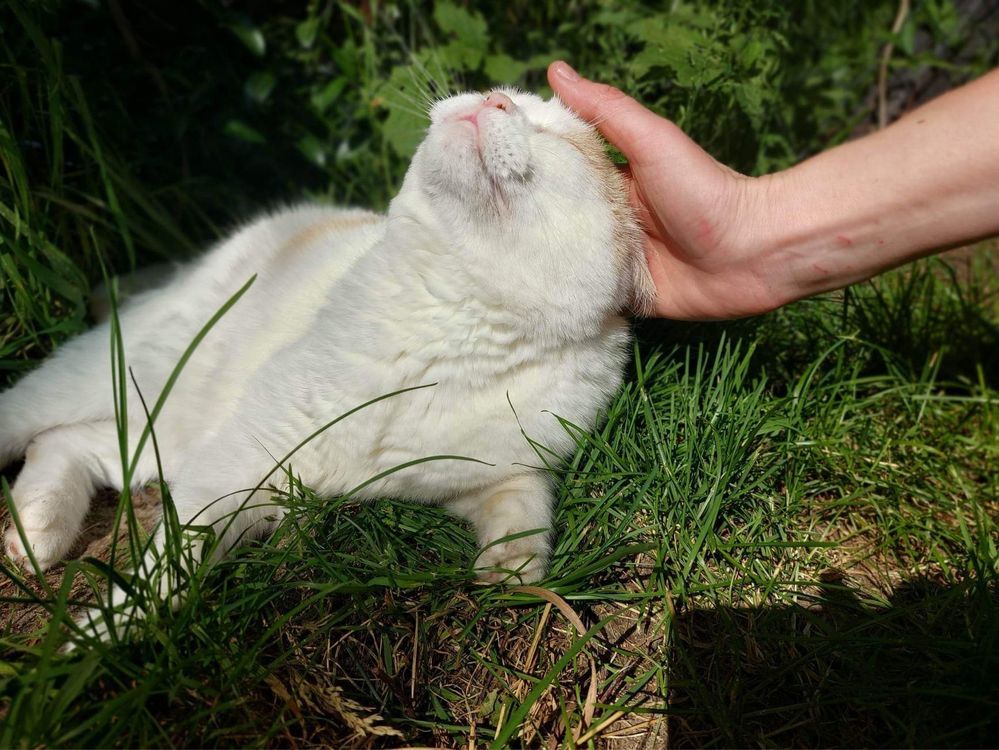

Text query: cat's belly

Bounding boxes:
[144,209,386,451]
[285,328,629,501]
[167,225,631,502]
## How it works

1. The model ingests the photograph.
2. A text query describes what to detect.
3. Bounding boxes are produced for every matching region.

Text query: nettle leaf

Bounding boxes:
[627,2,718,41]
[631,25,703,84]
[733,81,767,127]
[735,33,777,74]
[382,107,428,158]
[379,64,432,157]
[484,53,528,84]
[591,7,642,27]
[433,1,488,69]
[484,52,559,85]
[528,51,566,69]
[632,19,701,81]
[311,78,346,113]
[297,134,327,167]
[627,6,729,85]
[296,17,319,49]
[436,40,476,70]
[434,1,488,45]
[896,16,916,56]
[924,0,961,43]
[223,118,267,144]
[332,39,360,78]
[244,71,275,104]
[227,19,266,57]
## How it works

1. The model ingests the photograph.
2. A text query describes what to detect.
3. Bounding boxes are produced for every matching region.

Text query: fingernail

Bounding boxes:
[552,61,581,82]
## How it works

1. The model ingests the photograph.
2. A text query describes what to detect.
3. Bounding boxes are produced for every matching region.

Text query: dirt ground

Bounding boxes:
[0,482,161,638]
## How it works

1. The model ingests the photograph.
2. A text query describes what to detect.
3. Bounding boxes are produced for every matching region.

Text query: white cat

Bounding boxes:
[0,90,653,608]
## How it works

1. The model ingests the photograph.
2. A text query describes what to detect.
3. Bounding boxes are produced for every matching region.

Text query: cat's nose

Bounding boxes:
[483,92,515,112]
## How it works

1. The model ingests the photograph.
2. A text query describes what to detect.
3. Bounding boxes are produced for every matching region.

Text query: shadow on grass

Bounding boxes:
[664,576,998,748]
[634,245,999,393]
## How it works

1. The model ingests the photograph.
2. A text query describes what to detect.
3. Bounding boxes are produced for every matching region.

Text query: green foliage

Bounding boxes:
[2,0,995,369]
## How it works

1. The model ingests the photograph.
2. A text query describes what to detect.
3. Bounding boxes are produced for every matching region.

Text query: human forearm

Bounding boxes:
[754,68,999,306]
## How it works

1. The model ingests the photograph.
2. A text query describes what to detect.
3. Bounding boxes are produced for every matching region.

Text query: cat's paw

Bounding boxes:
[4,493,79,572]
[5,525,73,572]
[450,474,553,585]
[475,532,548,584]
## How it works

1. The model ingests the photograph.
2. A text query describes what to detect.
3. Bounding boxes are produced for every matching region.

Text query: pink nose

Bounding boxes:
[483,91,515,112]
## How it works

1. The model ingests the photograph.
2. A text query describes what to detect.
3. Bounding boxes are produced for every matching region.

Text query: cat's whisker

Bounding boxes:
[381,89,432,121]
[386,75,431,106]
[402,64,437,110]
[416,49,455,99]
[371,3,456,107]
[387,102,430,121]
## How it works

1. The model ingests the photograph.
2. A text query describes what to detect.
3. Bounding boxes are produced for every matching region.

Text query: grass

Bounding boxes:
[1,0,998,747]
[2,253,996,746]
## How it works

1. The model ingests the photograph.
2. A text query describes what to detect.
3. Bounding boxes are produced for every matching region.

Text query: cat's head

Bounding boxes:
[398,89,655,322]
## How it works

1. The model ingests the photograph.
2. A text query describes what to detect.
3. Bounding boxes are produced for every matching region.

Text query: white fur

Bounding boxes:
[0,90,641,610]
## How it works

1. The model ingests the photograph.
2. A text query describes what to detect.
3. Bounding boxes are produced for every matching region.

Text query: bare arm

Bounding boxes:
[548,62,999,320]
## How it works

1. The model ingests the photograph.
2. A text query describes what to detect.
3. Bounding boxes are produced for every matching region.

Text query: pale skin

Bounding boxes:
[547,61,999,321]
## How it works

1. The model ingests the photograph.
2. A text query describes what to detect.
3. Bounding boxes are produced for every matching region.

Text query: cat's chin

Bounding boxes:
[419,156,514,215]
[423,104,532,200]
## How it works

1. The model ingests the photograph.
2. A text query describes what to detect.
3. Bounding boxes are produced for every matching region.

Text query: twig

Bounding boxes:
[410,609,419,701]
[517,602,553,745]
[512,585,598,743]
[878,0,912,129]
[520,602,552,697]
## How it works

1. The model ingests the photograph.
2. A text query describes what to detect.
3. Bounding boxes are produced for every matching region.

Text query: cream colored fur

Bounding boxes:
[0,90,651,630]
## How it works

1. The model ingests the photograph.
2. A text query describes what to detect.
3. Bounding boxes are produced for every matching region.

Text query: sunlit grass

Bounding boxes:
[3,251,996,746]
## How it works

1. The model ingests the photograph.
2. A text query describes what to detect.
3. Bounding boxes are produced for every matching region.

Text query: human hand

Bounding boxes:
[550,63,999,320]
[548,61,787,320]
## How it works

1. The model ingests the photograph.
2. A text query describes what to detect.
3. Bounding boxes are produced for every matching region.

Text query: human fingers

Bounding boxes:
[547,61,667,167]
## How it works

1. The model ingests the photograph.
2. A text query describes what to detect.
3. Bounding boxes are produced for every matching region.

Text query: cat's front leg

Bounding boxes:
[72,447,285,645]
[447,472,553,584]
[4,432,92,571]
[5,422,158,572]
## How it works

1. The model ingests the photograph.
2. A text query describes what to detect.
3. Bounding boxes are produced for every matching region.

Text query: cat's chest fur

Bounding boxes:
[162,205,629,501]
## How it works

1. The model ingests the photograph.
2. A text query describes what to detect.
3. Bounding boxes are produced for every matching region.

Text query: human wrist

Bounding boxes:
[731,169,817,311]
[740,154,899,308]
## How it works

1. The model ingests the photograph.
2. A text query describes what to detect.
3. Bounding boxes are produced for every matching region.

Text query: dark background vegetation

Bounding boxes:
[4,0,996,370]
[1,1,997,747]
